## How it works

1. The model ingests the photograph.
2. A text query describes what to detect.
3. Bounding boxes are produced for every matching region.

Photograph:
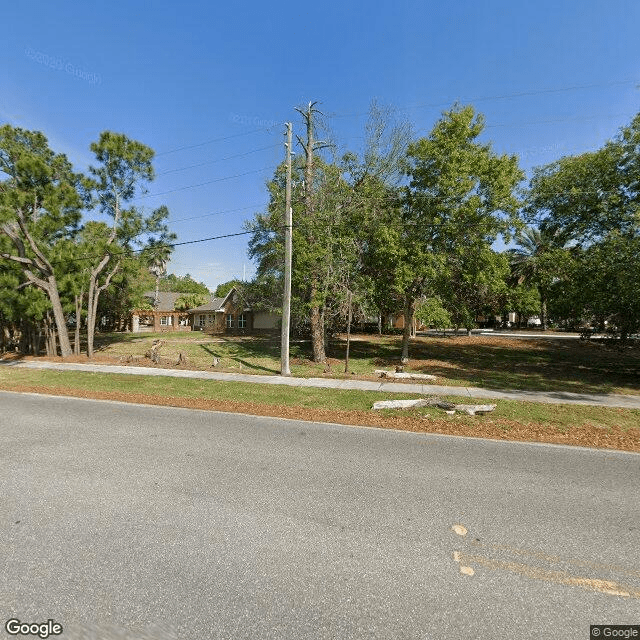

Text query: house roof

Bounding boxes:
[188,296,227,313]
[142,291,184,312]
[187,287,245,313]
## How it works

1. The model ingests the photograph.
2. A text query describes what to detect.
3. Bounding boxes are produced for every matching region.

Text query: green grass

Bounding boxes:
[1,367,639,433]
[90,331,640,396]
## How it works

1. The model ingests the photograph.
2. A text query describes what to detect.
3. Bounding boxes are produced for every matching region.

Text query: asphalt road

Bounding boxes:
[1,391,638,640]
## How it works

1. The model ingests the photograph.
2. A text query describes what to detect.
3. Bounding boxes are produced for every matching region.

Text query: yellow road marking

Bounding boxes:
[450,524,640,597]
[459,553,640,599]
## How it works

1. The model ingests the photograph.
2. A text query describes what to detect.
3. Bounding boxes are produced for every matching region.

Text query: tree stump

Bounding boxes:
[145,339,164,364]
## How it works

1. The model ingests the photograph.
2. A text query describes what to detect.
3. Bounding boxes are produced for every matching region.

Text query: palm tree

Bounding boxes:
[508,226,566,330]
[145,239,173,307]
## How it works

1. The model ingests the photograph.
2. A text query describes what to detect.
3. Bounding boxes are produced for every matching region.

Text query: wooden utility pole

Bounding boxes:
[281,122,293,376]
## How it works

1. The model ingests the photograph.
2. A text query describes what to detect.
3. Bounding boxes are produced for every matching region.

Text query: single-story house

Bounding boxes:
[188,288,279,334]
[131,291,192,332]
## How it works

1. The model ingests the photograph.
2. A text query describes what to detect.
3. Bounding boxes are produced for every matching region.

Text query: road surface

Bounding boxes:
[1,391,638,639]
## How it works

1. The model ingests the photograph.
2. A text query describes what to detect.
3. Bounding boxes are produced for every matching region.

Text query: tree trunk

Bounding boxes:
[87,278,96,358]
[44,314,52,356]
[308,272,326,363]
[344,290,352,374]
[377,313,382,335]
[540,296,548,331]
[47,278,71,357]
[87,258,119,358]
[74,291,83,355]
[30,326,37,356]
[400,297,415,363]
[310,303,326,363]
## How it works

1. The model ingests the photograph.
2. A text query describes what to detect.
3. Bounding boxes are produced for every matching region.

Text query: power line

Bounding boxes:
[484,113,635,130]
[156,144,281,176]
[169,203,267,224]
[60,229,267,265]
[329,79,639,120]
[136,165,279,200]
[156,128,278,157]
[57,216,523,267]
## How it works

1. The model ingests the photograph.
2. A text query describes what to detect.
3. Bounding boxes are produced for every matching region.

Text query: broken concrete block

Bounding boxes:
[453,404,497,416]
[372,397,496,416]
[372,399,427,410]
[375,370,437,380]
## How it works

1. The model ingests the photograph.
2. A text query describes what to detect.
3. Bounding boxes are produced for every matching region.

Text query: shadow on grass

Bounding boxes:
[329,334,640,395]
[200,341,280,374]
[91,331,640,395]
[0,353,27,364]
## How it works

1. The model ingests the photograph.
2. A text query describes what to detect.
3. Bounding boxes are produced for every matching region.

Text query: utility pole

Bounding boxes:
[281,122,293,376]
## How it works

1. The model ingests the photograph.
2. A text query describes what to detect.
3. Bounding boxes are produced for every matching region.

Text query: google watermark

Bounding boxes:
[5,618,63,639]
[229,112,279,129]
[25,47,101,85]
[591,626,640,639]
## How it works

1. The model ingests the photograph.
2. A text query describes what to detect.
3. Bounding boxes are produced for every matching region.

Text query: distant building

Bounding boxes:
[130,291,191,332]
[187,288,279,334]
[130,288,279,334]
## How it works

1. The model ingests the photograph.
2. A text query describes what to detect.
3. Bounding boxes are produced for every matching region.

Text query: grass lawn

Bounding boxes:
[87,331,640,396]
[0,367,638,452]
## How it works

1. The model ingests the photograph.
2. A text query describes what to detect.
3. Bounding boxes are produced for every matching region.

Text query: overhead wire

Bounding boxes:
[57,229,272,265]
[156,127,279,156]
[57,211,546,266]
[328,79,639,120]
[135,165,279,200]
[169,203,268,224]
[96,79,637,230]
[156,144,281,176]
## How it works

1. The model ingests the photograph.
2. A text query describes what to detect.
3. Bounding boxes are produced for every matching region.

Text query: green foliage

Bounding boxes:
[84,131,175,355]
[174,292,209,311]
[0,125,83,238]
[0,124,84,355]
[525,111,640,335]
[158,273,210,295]
[526,115,640,244]
[508,225,572,329]
[554,234,640,338]
[214,279,242,298]
[505,283,540,323]
[440,248,510,330]
[406,105,523,240]
[416,297,451,331]
[401,105,523,342]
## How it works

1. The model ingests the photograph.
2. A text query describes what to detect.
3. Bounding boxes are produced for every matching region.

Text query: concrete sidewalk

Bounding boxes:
[3,359,640,410]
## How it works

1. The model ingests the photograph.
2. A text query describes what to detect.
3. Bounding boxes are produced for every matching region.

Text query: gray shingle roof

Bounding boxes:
[188,296,226,313]
[142,291,184,312]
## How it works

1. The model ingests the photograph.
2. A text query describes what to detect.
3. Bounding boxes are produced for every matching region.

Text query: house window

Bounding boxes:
[160,316,171,326]
[226,314,234,328]
[238,314,246,328]
[198,315,206,327]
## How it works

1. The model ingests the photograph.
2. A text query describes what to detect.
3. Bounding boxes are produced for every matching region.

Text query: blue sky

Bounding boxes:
[1,0,638,291]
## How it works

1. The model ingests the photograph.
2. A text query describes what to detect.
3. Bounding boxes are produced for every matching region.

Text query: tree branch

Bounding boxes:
[15,209,54,275]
